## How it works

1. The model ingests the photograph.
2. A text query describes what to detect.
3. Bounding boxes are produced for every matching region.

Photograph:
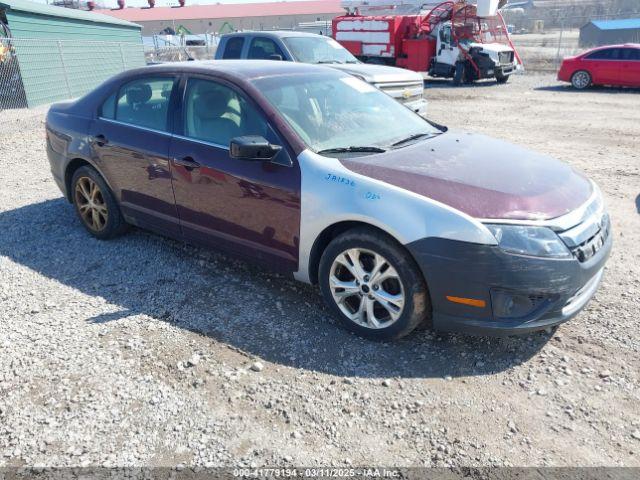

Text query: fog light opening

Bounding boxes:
[491,290,548,320]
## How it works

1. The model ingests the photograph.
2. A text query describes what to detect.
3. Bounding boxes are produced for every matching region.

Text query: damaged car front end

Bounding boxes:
[407,189,611,335]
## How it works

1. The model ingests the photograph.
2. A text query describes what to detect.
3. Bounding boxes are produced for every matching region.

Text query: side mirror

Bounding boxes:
[230,136,282,161]
[268,54,283,61]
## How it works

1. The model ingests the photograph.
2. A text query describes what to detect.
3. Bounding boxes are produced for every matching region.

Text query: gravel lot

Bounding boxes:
[1,73,639,468]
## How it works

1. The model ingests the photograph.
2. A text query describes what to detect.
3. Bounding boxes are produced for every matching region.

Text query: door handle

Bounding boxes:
[92,134,108,147]
[173,156,201,171]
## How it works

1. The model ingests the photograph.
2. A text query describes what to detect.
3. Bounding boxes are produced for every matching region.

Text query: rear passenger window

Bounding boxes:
[248,37,285,60]
[100,92,116,119]
[223,37,245,59]
[586,49,616,60]
[113,77,175,131]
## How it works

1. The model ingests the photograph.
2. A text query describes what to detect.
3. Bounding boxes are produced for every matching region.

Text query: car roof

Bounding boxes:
[124,60,341,81]
[220,30,326,40]
[584,43,640,52]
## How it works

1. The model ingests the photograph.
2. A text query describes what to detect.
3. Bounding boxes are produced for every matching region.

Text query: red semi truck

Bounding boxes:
[333,0,523,84]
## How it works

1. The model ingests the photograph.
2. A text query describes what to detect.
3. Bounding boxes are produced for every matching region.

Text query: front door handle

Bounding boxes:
[173,156,201,171]
[92,134,108,147]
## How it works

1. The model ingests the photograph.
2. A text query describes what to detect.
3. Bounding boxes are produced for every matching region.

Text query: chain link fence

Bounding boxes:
[0,37,27,110]
[506,9,640,73]
[144,45,216,64]
[0,37,145,112]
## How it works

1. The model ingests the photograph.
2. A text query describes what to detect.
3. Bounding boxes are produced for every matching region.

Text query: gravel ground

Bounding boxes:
[0,74,639,469]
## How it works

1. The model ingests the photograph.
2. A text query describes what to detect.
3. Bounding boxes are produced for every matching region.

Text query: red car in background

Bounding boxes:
[558,44,640,89]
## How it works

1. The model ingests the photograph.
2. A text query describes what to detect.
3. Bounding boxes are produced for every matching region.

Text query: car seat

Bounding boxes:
[189,85,241,146]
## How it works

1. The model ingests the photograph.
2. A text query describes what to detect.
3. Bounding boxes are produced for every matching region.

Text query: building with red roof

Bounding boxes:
[95,0,343,36]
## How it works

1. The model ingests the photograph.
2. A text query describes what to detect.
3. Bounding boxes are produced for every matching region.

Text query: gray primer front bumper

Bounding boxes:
[406,233,612,336]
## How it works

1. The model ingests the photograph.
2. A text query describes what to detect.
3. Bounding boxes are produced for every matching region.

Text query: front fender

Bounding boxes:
[294,150,497,283]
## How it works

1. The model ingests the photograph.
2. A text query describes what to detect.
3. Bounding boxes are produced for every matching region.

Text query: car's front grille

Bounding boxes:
[559,212,610,263]
[498,51,514,65]
[376,81,424,104]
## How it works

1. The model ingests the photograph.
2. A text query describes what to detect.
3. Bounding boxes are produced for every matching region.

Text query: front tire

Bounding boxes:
[318,227,430,340]
[496,73,510,84]
[453,62,466,86]
[571,70,591,90]
[71,165,128,240]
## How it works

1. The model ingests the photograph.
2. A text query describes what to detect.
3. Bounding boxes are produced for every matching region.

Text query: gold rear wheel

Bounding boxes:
[74,176,108,233]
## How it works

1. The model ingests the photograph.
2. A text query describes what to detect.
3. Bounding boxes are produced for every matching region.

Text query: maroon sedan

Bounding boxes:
[558,43,640,89]
[46,61,611,339]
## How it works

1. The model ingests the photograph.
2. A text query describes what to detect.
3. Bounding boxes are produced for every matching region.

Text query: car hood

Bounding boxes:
[340,131,593,221]
[329,63,424,84]
[468,42,514,54]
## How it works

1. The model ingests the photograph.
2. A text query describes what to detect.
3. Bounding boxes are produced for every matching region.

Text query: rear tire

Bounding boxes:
[571,70,591,90]
[71,165,128,240]
[318,227,430,341]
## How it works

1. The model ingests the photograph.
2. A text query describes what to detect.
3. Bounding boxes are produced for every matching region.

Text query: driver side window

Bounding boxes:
[248,37,285,60]
[440,26,452,45]
[183,78,270,147]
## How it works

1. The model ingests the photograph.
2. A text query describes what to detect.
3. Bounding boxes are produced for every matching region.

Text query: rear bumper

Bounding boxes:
[406,232,612,336]
[46,136,68,199]
[558,70,571,82]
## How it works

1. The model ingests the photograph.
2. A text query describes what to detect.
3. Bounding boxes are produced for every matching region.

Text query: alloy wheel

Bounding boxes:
[74,176,108,232]
[329,248,405,329]
[572,71,590,89]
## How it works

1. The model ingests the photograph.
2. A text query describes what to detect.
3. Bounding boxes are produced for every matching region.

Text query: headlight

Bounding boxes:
[485,224,571,259]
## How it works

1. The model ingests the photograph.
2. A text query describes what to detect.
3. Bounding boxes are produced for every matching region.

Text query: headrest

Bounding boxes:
[126,84,152,105]
[193,87,232,120]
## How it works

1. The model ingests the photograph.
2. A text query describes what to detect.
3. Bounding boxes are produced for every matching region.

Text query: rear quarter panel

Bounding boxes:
[558,59,576,82]
[585,59,603,85]
[46,105,94,200]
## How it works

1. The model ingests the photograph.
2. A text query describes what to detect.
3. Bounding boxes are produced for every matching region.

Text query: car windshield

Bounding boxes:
[253,73,441,154]
[282,36,359,64]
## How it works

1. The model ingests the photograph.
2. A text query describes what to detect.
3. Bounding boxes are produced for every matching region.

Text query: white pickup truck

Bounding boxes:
[215,31,428,116]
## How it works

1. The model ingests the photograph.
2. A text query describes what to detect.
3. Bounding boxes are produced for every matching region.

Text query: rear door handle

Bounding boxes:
[92,134,108,146]
[173,156,201,171]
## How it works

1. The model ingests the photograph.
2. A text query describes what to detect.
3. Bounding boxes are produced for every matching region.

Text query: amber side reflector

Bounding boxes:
[446,296,486,308]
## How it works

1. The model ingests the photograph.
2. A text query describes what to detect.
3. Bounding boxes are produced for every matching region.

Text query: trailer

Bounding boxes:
[333,0,523,84]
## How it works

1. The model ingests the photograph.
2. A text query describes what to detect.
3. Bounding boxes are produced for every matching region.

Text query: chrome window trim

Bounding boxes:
[173,134,230,151]
[583,58,624,62]
[96,118,231,151]
[478,181,604,232]
[98,117,173,137]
